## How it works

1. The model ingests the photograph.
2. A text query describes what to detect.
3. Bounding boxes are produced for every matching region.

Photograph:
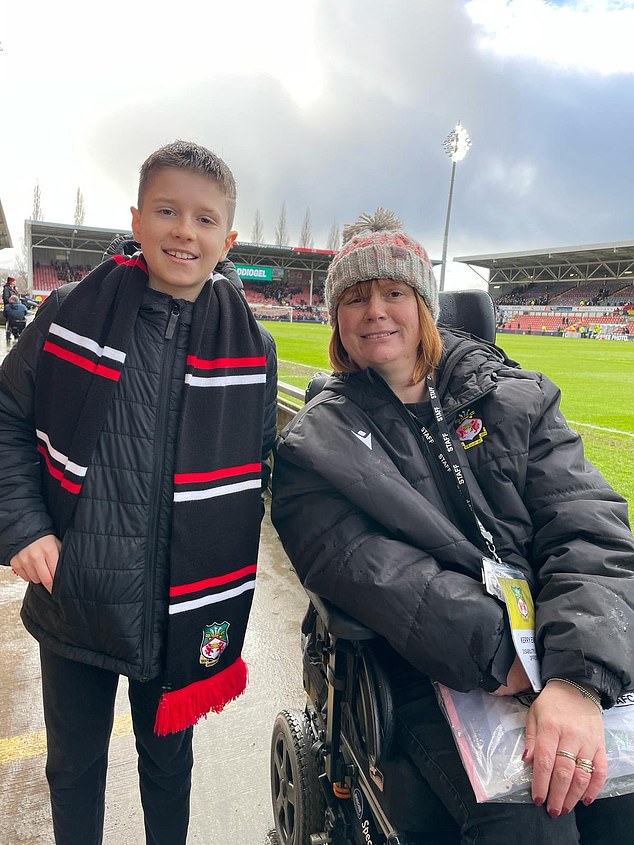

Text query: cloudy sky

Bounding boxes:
[1,0,633,287]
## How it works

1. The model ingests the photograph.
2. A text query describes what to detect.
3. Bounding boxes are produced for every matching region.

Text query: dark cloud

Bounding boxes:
[86,0,633,258]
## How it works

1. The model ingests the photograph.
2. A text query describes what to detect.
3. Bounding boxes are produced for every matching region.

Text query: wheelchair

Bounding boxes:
[6,317,27,342]
[270,593,462,845]
[269,290,497,845]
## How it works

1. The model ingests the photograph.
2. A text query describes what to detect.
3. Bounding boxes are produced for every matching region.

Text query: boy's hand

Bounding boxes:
[10,535,61,594]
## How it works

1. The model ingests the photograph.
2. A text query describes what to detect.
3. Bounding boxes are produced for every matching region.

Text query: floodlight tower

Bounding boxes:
[439,121,472,292]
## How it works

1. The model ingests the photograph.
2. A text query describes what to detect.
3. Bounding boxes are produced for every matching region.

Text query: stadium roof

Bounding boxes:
[229,241,336,273]
[0,199,13,251]
[27,220,130,257]
[454,242,634,287]
[25,222,340,273]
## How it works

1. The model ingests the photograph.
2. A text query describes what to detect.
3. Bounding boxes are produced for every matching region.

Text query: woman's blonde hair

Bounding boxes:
[328,281,443,383]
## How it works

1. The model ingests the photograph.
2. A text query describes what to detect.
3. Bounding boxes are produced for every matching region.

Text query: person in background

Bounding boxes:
[0,140,277,845]
[4,294,28,341]
[2,276,19,307]
[272,209,634,844]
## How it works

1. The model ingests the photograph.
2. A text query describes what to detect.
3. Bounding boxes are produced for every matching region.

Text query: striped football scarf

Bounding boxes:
[34,254,266,734]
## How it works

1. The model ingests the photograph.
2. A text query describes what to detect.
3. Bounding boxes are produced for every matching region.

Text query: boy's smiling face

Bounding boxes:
[131,167,237,301]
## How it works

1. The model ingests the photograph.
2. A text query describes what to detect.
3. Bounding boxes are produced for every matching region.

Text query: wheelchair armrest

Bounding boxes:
[306,590,377,642]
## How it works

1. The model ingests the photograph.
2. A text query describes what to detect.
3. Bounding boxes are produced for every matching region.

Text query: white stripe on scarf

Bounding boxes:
[184,374,267,388]
[49,323,127,363]
[174,479,261,503]
[168,579,257,614]
[36,429,88,477]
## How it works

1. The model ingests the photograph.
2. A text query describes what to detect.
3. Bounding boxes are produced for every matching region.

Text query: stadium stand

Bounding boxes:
[10,220,632,338]
[458,243,634,339]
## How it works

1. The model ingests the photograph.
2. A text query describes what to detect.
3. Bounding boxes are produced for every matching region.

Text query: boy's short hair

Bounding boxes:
[137,140,237,229]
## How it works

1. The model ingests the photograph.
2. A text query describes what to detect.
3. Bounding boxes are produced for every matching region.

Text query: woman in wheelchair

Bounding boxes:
[272,210,634,844]
[4,294,28,342]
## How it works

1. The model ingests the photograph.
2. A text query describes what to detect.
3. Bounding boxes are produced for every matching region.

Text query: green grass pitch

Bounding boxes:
[264,321,634,512]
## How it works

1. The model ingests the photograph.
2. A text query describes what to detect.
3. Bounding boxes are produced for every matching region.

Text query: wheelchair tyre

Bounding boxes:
[271,709,325,845]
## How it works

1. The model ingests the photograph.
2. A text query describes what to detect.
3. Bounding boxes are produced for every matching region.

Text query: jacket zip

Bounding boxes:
[141,300,180,680]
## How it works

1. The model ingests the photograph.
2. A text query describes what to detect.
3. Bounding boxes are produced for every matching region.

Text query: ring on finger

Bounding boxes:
[575,758,595,774]
[556,750,577,762]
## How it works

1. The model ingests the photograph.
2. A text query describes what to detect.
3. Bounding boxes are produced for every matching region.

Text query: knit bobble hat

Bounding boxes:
[325,208,439,323]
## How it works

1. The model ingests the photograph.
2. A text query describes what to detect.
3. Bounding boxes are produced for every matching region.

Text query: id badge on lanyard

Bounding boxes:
[424,375,542,693]
[481,557,542,692]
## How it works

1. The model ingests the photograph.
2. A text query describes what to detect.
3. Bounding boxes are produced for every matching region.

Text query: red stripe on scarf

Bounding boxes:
[186,354,266,370]
[37,444,82,494]
[174,462,261,486]
[43,341,122,381]
[169,563,258,598]
[113,254,148,271]
[154,655,248,736]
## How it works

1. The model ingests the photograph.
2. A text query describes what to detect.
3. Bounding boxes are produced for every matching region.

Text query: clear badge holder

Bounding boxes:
[481,557,542,692]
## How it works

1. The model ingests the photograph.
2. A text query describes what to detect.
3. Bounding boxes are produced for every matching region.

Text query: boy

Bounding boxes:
[0,140,277,845]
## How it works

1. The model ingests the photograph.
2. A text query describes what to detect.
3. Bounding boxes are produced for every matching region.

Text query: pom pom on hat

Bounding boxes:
[325,208,439,323]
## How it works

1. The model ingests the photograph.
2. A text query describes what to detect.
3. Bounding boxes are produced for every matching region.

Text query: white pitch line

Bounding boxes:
[276,363,634,438]
[279,358,322,370]
[569,421,634,438]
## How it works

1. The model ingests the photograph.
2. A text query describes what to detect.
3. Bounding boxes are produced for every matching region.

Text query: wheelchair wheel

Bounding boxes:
[271,709,325,845]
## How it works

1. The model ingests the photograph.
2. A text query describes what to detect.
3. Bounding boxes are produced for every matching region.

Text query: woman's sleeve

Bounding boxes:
[0,293,60,564]
[526,373,634,705]
[272,444,515,692]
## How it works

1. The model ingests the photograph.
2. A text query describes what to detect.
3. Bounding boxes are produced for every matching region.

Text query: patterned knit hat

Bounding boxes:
[325,208,439,323]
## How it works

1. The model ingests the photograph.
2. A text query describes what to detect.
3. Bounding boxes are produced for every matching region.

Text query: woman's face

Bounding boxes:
[336,279,422,386]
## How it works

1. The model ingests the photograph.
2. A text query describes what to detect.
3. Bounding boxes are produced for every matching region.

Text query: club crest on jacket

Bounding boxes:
[200,621,230,667]
[455,409,488,450]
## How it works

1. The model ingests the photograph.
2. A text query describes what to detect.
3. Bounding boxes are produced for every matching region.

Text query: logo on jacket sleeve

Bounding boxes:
[351,429,373,450]
[455,409,487,450]
[200,621,230,666]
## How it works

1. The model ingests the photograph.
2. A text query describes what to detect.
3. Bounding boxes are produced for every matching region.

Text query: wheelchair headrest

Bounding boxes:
[437,289,496,344]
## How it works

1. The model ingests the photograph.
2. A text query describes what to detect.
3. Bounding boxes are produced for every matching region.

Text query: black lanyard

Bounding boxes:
[417,374,502,564]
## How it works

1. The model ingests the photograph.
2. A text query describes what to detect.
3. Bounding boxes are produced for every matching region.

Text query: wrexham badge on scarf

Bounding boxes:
[34,254,267,735]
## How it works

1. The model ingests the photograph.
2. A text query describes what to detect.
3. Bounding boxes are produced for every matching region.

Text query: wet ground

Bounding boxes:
[0,330,308,844]
[0,507,307,845]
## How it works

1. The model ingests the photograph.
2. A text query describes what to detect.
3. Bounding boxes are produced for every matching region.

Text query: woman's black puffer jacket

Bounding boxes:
[0,277,277,681]
[272,330,634,707]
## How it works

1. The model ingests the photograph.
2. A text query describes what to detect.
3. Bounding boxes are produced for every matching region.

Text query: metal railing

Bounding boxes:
[276,380,305,429]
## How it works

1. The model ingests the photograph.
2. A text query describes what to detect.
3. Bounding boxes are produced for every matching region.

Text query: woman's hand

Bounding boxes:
[10,535,61,594]
[524,680,607,817]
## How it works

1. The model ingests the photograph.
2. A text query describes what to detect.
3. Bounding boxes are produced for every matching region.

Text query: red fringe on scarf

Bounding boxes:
[154,657,248,736]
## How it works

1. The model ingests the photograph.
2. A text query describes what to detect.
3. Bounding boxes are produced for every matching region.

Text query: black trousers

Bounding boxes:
[40,647,194,845]
[394,677,634,845]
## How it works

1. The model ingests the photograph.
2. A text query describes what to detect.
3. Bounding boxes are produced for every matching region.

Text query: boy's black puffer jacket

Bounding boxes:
[0,278,277,681]
[272,330,634,707]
